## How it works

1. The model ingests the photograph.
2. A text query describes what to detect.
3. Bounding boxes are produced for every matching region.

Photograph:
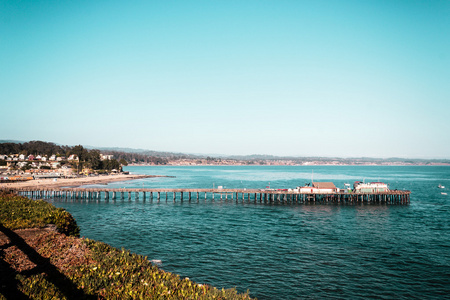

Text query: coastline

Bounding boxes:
[0,174,165,189]
[128,162,450,166]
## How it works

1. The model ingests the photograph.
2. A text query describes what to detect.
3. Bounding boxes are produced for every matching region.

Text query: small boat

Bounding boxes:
[438,184,445,189]
[441,192,448,195]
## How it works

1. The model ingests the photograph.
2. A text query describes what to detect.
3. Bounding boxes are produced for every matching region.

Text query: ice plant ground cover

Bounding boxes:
[0,191,80,236]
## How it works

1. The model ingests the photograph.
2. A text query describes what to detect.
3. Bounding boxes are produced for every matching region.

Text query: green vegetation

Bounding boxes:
[65,145,123,172]
[69,239,252,299]
[0,141,69,157]
[0,191,80,236]
[0,192,254,299]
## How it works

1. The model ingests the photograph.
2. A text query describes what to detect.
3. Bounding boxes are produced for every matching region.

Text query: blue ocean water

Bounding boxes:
[48,166,450,299]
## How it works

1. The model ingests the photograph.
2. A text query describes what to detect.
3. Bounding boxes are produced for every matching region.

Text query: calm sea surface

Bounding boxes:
[48,166,450,299]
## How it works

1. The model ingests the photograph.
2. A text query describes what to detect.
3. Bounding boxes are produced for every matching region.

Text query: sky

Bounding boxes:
[1,0,449,158]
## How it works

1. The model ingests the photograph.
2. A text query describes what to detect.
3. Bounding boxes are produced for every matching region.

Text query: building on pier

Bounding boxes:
[297,182,338,193]
[312,182,338,193]
[353,181,388,193]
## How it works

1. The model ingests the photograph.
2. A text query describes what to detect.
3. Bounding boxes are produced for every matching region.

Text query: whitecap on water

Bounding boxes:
[150,259,162,266]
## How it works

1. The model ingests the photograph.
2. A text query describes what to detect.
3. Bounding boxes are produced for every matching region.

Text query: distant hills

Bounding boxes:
[0,139,26,144]
[85,146,193,158]
[1,140,449,165]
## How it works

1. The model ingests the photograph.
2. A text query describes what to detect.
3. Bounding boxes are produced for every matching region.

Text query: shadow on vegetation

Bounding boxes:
[0,223,95,299]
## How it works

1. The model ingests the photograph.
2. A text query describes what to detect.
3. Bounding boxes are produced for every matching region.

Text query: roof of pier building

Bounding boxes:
[312,182,337,190]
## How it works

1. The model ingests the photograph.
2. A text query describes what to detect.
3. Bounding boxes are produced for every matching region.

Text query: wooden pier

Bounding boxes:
[2,187,411,205]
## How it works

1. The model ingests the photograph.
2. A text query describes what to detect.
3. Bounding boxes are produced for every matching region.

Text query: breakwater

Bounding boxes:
[5,187,411,205]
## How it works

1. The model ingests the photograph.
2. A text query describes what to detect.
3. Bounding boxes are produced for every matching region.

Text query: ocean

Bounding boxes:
[47,166,450,299]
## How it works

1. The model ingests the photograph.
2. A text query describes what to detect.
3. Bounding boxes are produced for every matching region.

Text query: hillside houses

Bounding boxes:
[0,142,126,179]
[0,149,120,177]
[0,153,73,174]
[0,154,69,162]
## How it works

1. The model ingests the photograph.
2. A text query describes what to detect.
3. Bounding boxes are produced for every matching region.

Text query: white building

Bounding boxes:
[17,161,28,168]
[100,154,114,161]
[298,186,319,193]
[353,181,388,193]
[40,162,51,168]
[68,154,79,161]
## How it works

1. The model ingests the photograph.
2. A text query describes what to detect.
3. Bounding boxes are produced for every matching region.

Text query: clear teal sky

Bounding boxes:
[1,0,449,158]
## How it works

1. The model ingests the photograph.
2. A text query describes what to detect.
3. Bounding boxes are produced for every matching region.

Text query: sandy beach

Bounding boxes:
[0,174,162,189]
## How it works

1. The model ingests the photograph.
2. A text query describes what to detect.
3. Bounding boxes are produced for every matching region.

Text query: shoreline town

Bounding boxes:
[0,141,445,191]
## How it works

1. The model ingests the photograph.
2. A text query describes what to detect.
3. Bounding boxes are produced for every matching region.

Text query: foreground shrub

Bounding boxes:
[16,274,70,300]
[69,239,253,299]
[0,191,80,236]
